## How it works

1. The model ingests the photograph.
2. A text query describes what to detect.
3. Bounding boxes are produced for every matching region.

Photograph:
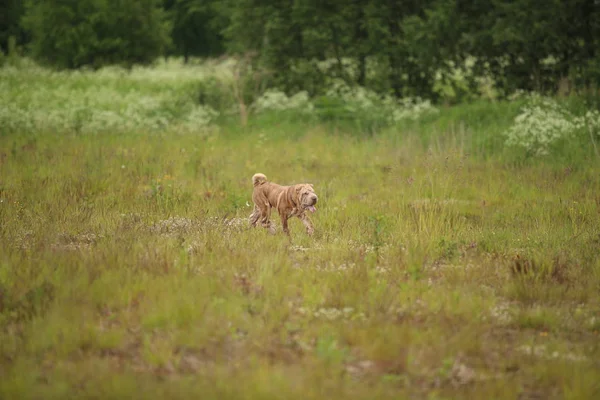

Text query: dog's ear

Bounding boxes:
[308,184,314,189]
[292,185,303,202]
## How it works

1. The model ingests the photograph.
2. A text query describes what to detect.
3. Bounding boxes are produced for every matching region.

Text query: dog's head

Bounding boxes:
[295,184,318,213]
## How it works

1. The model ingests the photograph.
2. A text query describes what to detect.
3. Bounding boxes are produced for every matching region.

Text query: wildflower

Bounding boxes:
[503,95,595,156]
[0,60,219,134]
[251,89,313,114]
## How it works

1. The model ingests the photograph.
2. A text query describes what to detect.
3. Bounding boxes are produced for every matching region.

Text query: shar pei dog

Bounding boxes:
[249,173,318,236]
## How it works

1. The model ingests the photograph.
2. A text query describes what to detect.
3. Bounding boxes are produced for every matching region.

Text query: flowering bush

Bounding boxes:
[248,81,439,127]
[320,80,439,123]
[389,97,439,122]
[504,96,576,156]
[504,95,599,156]
[0,58,441,134]
[251,90,313,114]
[0,59,224,134]
[584,109,600,133]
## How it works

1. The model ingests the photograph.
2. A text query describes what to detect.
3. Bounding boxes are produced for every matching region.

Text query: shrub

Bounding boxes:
[504,96,578,156]
[504,95,600,157]
[0,61,218,134]
[196,77,237,114]
[251,90,313,115]
[313,80,438,128]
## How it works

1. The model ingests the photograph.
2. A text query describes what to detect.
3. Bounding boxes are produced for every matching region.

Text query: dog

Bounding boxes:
[249,173,318,236]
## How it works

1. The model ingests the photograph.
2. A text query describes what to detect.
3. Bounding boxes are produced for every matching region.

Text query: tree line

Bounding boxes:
[1,0,598,100]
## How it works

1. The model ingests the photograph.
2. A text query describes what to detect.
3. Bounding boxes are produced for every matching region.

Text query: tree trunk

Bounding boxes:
[330,23,345,79]
[354,4,367,86]
[358,55,366,86]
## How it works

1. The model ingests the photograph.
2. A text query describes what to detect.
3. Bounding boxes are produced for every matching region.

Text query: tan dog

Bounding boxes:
[249,173,318,236]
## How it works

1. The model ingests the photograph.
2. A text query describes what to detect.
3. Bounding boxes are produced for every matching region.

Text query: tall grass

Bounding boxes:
[1,59,600,399]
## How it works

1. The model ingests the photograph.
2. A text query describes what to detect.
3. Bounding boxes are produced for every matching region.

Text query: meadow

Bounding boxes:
[1,59,599,399]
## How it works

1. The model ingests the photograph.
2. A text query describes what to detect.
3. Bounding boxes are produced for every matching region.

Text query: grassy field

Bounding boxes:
[1,61,600,399]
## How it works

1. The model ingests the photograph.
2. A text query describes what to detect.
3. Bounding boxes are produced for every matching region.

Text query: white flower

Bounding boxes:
[322,80,438,122]
[251,89,313,114]
[503,95,586,156]
[0,59,221,134]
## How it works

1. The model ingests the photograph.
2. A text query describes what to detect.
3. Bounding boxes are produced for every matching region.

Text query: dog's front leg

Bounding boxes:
[299,213,314,236]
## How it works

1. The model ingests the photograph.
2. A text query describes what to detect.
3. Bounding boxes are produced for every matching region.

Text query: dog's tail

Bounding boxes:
[252,173,267,187]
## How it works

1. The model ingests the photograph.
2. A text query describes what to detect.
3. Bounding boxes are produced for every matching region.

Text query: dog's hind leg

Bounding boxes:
[249,205,260,227]
[258,203,275,233]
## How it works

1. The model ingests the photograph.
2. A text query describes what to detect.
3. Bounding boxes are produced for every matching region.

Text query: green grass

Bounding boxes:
[1,59,600,399]
[1,122,600,399]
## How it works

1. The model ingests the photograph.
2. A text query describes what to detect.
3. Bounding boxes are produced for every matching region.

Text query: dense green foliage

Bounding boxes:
[2,0,599,99]
[0,0,27,54]
[223,0,600,98]
[21,0,171,68]
[163,0,226,61]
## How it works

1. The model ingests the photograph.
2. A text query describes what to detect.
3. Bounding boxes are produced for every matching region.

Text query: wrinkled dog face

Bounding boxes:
[297,184,318,213]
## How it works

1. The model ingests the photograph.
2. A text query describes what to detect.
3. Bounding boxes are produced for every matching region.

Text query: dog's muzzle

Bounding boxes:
[305,194,318,213]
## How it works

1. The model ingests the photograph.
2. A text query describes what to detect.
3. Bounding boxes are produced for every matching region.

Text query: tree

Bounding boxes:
[22,0,171,69]
[163,0,226,62]
[453,0,600,96]
[0,0,28,54]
